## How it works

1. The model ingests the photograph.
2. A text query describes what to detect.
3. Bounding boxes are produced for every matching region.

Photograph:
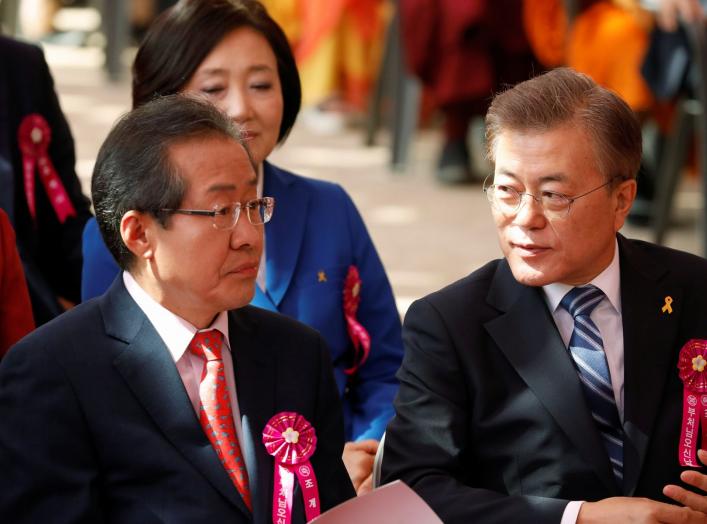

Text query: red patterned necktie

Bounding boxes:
[189,330,252,510]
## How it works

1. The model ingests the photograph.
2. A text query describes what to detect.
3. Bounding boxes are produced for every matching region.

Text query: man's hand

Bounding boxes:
[656,0,705,32]
[664,449,707,514]
[578,497,707,523]
[342,439,378,496]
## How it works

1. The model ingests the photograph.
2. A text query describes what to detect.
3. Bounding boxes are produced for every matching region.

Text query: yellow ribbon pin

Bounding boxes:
[662,296,673,314]
[317,270,327,283]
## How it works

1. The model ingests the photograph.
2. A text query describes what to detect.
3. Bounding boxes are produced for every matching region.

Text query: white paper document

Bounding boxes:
[311,480,443,524]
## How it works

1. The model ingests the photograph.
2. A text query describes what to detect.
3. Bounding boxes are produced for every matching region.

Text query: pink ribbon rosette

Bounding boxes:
[677,339,707,467]
[342,265,371,375]
[262,412,320,524]
[18,114,77,224]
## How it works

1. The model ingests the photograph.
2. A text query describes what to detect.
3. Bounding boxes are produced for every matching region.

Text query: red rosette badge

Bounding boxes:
[18,114,77,223]
[342,265,371,375]
[677,339,707,467]
[263,412,320,524]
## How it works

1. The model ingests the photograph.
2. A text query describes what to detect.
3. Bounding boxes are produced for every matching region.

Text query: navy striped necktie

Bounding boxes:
[560,285,623,486]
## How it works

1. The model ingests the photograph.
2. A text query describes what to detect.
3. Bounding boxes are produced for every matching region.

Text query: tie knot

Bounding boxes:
[188,330,224,361]
[560,285,605,318]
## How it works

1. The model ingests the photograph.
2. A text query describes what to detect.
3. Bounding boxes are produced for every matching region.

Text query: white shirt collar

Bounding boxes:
[123,271,231,363]
[542,239,621,314]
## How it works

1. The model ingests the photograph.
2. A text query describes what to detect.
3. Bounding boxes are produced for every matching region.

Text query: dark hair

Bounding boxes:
[92,95,250,270]
[132,0,300,144]
[485,67,642,182]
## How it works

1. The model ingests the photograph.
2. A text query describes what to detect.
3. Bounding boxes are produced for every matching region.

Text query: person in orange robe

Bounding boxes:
[0,209,35,358]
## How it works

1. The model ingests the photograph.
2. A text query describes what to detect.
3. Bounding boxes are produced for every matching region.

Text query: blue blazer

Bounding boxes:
[81,162,403,441]
[0,277,354,523]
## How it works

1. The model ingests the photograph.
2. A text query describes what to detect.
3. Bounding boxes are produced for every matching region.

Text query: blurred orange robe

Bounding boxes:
[523,0,654,112]
[262,0,387,109]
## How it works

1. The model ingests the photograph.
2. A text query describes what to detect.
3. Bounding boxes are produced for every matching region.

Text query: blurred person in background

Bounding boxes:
[261,0,388,133]
[399,0,540,184]
[0,208,34,359]
[0,34,91,325]
[80,0,403,495]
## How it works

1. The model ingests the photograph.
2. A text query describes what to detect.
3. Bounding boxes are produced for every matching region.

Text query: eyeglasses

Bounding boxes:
[483,176,625,219]
[161,197,275,229]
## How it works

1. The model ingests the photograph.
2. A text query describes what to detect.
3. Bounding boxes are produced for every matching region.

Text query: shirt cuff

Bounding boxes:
[561,501,585,524]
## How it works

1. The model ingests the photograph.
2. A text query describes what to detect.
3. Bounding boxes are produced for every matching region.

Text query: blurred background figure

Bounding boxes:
[0,34,91,326]
[262,0,389,133]
[0,208,34,359]
[399,0,540,184]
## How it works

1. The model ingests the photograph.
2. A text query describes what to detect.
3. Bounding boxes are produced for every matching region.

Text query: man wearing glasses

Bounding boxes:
[0,95,354,522]
[382,68,707,523]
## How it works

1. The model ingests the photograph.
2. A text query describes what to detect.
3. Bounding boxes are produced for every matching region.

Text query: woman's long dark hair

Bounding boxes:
[132,0,301,143]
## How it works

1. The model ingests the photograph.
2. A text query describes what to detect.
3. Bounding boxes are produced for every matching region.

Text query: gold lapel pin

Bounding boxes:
[317,270,327,283]
[661,296,673,314]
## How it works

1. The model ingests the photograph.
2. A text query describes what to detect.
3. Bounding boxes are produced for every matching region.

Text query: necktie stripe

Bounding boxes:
[572,352,613,389]
[574,327,604,351]
[560,285,623,487]
[575,316,603,339]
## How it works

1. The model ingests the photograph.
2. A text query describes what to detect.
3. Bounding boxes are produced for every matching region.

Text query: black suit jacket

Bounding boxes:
[0,35,91,325]
[381,236,707,523]
[0,278,355,523]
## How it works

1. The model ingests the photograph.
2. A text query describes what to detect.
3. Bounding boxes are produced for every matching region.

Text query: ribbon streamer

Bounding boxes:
[677,339,707,467]
[18,113,77,224]
[342,265,371,375]
[263,412,320,524]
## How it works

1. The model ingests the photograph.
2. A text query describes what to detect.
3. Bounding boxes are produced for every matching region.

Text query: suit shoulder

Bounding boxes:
[422,259,502,306]
[0,36,43,62]
[7,299,102,361]
[623,238,707,281]
[267,163,348,199]
[236,305,322,341]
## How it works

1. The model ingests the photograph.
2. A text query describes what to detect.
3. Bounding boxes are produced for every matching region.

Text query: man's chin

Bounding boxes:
[507,260,555,288]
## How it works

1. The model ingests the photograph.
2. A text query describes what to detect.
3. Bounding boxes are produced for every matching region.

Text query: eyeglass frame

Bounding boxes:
[160,196,275,229]
[482,175,628,218]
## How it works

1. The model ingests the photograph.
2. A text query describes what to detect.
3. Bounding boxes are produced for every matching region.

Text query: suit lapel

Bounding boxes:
[263,162,309,307]
[485,261,620,493]
[229,308,276,523]
[102,279,252,517]
[619,236,682,495]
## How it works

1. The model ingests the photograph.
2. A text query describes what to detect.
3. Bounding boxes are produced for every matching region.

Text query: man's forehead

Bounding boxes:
[168,135,257,183]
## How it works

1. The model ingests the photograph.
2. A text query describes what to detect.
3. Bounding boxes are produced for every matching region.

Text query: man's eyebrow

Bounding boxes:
[206,183,237,193]
[494,171,569,183]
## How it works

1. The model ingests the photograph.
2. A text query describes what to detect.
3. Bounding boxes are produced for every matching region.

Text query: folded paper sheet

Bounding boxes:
[310,480,443,524]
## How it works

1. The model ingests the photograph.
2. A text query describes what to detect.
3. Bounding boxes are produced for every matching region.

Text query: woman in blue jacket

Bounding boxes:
[81,0,402,493]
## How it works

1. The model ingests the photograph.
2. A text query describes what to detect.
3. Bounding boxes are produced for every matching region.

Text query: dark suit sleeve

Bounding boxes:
[0,339,105,522]
[310,334,357,510]
[33,44,92,305]
[340,186,403,441]
[381,298,568,524]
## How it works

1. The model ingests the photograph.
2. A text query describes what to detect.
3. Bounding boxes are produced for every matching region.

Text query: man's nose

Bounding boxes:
[229,214,262,250]
[512,193,546,228]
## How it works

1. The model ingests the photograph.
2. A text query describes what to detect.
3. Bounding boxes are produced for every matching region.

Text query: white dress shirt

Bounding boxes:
[542,240,623,524]
[123,271,249,475]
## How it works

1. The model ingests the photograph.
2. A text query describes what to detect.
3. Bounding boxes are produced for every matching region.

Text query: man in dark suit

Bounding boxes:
[381,67,707,523]
[0,95,354,522]
[0,35,92,325]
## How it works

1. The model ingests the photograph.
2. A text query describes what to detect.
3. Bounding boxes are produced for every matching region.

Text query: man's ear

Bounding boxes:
[120,211,156,261]
[613,178,637,231]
